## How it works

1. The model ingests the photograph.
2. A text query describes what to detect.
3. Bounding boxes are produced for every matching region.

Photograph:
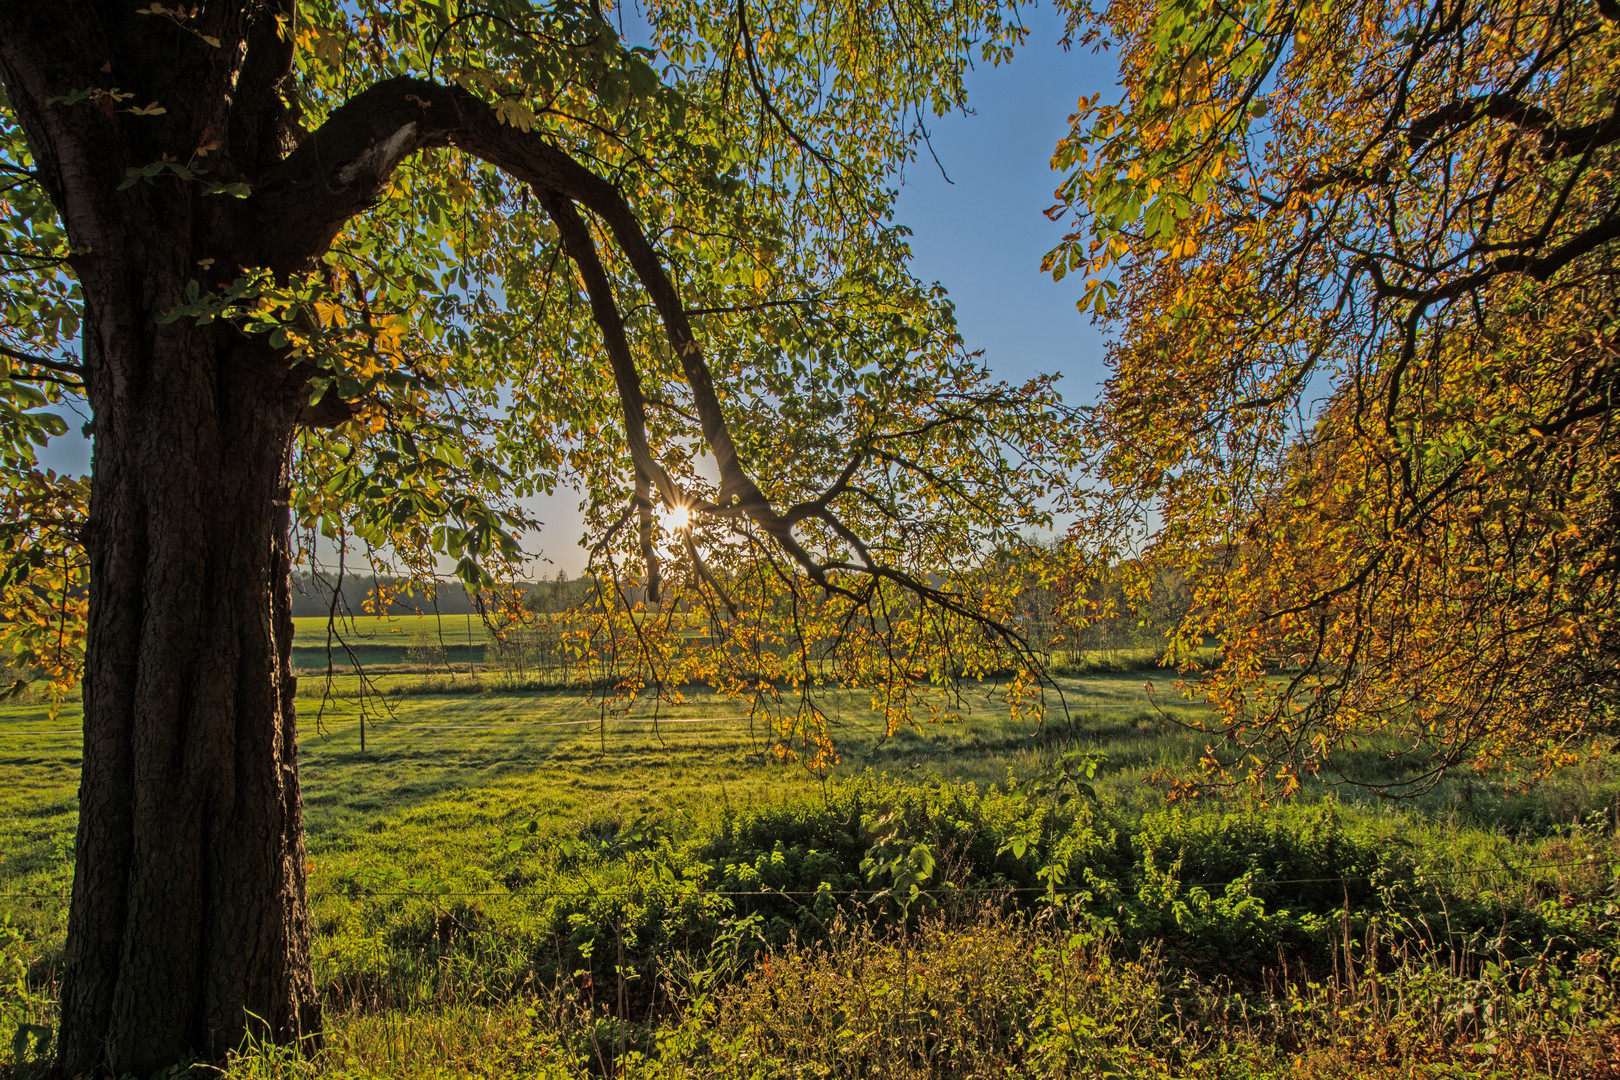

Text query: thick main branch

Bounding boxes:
[253,75,1032,648]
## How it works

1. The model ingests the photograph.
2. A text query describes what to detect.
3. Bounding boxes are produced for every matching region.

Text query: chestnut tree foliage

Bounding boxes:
[0,0,1078,1071]
[0,0,1075,709]
[1050,0,1620,789]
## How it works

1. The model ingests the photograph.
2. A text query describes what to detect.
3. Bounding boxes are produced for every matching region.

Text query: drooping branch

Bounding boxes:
[634,467,662,605]
[532,166,1045,653]
[543,187,678,600]
[257,79,782,519]
[253,75,1044,660]
[734,0,838,170]
[543,183,841,585]
[542,190,675,506]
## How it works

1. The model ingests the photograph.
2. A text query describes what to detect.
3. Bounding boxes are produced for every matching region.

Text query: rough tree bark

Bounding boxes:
[0,5,324,1074]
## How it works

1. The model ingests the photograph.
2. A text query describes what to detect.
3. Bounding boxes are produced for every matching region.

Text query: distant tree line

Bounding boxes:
[290,569,608,620]
[289,572,481,618]
[520,569,601,614]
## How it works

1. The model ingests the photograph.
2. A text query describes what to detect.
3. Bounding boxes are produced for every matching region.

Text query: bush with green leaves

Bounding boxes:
[303,771,1617,1016]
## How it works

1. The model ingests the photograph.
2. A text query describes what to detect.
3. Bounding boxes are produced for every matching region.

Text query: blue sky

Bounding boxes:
[39,13,1122,574]
[541,14,1120,571]
[891,8,1116,395]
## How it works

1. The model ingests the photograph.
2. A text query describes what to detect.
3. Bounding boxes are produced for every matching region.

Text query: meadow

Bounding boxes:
[3,618,1618,1077]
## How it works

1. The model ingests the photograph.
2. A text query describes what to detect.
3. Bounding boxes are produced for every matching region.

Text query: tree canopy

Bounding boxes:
[0,1,1096,1070]
[1,0,1080,730]
[1050,0,1620,789]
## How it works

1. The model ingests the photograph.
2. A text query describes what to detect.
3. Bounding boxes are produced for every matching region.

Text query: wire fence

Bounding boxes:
[0,697,1204,744]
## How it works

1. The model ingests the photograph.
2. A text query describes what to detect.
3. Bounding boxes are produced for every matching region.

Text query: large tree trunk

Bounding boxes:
[0,6,324,1074]
[59,311,318,1076]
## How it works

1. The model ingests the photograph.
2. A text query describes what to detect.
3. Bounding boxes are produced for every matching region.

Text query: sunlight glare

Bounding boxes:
[663,504,691,533]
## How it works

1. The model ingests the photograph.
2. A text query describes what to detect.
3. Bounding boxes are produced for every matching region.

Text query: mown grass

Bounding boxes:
[3,666,1618,1078]
[289,613,496,673]
[287,613,1195,681]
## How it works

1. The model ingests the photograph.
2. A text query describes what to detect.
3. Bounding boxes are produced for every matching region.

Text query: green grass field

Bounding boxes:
[286,613,1195,682]
[290,614,497,673]
[0,667,1204,902]
[4,663,1618,1078]
[291,615,501,644]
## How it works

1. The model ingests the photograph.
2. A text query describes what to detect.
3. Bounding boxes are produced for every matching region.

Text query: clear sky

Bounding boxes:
[891,8,1116,395]
[38,12,1121,576]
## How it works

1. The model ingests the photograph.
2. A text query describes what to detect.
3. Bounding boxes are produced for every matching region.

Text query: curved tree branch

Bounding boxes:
[251,74,1041,658]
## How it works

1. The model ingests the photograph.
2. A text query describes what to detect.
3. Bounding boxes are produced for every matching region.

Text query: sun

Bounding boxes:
[663,504,691,532]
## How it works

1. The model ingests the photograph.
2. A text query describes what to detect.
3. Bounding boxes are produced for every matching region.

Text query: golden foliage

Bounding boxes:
[0,471,89,710]
[1051,0,1620,785]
